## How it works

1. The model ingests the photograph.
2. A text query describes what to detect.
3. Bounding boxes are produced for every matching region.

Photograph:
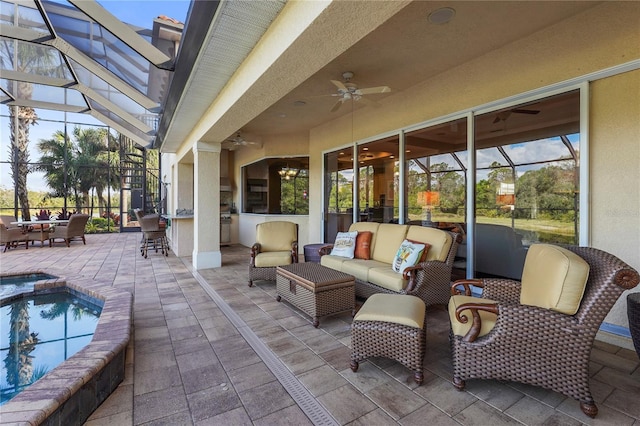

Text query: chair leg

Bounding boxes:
[453,376,465,391]
[580,401,598,418]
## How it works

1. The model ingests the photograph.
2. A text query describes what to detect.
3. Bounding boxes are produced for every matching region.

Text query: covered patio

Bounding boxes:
[1,234,638,425]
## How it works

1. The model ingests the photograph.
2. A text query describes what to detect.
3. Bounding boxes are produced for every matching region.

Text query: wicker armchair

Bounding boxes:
[449,244,640,418]
[49,214,90,247]
[249,221,298,286]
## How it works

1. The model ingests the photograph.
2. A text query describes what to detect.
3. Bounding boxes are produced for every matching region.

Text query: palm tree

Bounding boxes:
[1,36,66,220]
[36,127,120,214]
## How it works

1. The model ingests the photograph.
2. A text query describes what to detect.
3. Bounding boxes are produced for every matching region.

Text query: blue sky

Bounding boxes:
[98,0,191,28]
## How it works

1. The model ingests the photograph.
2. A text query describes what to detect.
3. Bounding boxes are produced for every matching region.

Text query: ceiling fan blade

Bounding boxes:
[331,79,348,92]
[357,86,391,95]
[512,108,540,115]
[330,99,343,112]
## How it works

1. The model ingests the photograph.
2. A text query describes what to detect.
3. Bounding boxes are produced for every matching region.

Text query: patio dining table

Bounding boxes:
[11,219,69,247]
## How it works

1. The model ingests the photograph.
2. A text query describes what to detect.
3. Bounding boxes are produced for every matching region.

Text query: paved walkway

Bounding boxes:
[1,233,639,425]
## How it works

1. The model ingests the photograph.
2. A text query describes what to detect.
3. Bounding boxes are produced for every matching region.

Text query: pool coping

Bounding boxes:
[0,270,132,425]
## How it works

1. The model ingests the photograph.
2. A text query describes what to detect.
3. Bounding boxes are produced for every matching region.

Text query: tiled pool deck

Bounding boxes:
[1,233,638,425]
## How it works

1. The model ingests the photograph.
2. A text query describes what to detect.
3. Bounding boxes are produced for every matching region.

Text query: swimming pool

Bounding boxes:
[0,272,131,425]
[0,272,58,298]
[1,290,102,405]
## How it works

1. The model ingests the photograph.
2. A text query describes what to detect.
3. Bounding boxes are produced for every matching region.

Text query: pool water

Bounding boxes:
[0,273,58,298]
[0,291,102,405]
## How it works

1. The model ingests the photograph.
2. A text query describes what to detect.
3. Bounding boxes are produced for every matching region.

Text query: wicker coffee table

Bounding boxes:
[276,263,355,328]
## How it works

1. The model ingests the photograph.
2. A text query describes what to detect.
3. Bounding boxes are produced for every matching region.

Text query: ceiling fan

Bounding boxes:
[328,71,391,112]
[223,132,260,150]
[493,107,540,124]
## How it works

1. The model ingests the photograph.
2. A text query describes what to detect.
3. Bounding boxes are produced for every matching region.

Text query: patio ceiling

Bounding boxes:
[160,1,599,151]
[1,1,601,152]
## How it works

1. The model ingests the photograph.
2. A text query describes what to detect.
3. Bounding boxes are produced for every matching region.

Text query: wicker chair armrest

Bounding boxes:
[403,260,449,293]
[291,241,299,263]
[318,244,333,256]
[451,279,484,296]
[454,302,499,343]
[481,278,522,304]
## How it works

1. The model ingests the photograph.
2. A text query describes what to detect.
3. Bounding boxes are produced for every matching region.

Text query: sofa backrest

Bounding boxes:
[406,226,453,262]
[370,223,409,264]
[348,222,380,254]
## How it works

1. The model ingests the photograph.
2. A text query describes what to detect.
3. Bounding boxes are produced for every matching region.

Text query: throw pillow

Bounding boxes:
[392,239,426,274]
[330,231,358,258]
[354,231,373,260]
[408,239,432,263]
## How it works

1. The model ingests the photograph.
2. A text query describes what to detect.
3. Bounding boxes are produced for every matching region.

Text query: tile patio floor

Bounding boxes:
[1,233,639,425]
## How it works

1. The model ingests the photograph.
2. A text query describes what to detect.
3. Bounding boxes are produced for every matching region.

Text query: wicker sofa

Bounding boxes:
[319,222,461,306]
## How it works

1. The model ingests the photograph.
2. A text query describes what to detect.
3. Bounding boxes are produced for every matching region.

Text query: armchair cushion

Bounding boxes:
[330,231,358,258]
[254,251,294,268]
[448,295,498,338]
[520,244,590,315]
[355,294,425,329]
[255,221,298,252]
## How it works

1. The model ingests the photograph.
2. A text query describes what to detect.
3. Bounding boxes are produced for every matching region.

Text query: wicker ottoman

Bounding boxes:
[350,294,427,384]
[276,263,355,328]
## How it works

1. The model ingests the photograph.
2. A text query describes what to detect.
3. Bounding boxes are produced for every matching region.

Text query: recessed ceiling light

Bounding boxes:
[293,100,306,106]
[428,7,455,25]
[363,147,369,151]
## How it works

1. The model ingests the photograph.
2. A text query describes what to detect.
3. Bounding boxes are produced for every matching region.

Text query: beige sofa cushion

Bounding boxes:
[520,244,590,315]
[448,295,498,338]
[406,226,452,262]
[367,267,406,292]
[370,224,409,264]
[320,254,349,271]
[256,221,297,252]
[254,251,293,268]
[349,222,380,255]
[341,259,388,283]
[355,294,425,329]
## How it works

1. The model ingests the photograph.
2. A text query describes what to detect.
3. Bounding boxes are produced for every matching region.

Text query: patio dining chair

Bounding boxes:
[1,222,28,252]
[139,214,169,258]
[448,244,640,418]
[49,214,90,247]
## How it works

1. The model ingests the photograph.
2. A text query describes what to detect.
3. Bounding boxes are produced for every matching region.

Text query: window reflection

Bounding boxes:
[358,135,399,223]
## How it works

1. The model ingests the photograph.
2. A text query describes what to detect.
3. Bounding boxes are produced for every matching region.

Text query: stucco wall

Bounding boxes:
[590,70,640,329]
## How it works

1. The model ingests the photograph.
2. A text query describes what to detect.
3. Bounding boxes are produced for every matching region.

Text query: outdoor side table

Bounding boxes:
[303,243,326,263]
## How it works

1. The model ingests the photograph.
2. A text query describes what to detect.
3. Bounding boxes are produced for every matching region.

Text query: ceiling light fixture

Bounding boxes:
[428,7,455,25]
[278,165,298,180]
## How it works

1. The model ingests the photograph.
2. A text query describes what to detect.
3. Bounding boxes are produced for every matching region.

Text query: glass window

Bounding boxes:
[358,135,399,223]
[323,147,354,242]
[405,118,467,229]
[472,90,580,280]
[241,157,309,215]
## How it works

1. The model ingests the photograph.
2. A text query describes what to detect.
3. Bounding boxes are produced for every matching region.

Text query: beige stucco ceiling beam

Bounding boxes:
[177,0,410,154]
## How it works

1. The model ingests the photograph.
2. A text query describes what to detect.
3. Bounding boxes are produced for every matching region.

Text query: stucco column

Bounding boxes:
[193,141,221,269]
